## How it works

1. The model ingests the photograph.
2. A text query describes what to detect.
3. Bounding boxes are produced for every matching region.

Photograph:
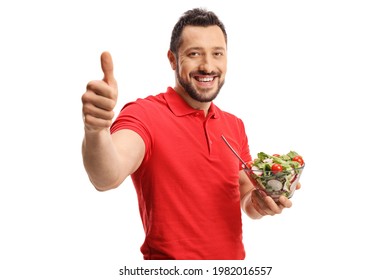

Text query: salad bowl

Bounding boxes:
[244,151,304,201]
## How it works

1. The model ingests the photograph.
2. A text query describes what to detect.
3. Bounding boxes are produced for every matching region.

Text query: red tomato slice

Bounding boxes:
[271,163,283,174]
[292,156,304,166]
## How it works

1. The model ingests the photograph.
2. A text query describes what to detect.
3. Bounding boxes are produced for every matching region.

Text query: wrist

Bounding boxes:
[241,188,263,219]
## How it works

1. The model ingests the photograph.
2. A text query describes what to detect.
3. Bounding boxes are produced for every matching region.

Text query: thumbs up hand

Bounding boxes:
[82,52,118,132]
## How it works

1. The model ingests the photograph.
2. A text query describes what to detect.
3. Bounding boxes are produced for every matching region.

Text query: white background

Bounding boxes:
[1,0,389,279]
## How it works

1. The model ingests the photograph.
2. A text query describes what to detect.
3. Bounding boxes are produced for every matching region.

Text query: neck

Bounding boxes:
[174,86,211,116]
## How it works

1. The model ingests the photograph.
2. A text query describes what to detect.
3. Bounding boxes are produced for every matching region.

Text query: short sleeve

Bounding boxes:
[110,101,153,161]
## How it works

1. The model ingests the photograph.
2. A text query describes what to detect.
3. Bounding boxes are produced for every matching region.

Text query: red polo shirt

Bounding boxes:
[111,87,251,260]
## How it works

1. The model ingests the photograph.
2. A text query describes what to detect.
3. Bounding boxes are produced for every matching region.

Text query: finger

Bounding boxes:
[83,102,115,120]
[251,195,268,216]
[82,87,116,110]
[296,183,301,190]
[254,206,269,217]
[278,196,292,208]
[83,114,113,129]
[86,80,116,100]
[101,51,117,87]
[252,191,276,216]
[263,196,283,214]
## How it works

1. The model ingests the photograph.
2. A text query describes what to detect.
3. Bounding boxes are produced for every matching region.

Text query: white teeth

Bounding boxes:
[198,77,214,82]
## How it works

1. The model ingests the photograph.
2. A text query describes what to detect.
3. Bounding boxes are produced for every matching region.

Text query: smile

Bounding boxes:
[195,76,215,82]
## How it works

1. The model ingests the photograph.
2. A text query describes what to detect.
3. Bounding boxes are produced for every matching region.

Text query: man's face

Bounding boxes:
[172,25,227,103]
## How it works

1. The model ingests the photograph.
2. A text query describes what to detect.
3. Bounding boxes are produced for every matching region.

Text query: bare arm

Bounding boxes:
[81,52,145,191]
[82,129,145,191]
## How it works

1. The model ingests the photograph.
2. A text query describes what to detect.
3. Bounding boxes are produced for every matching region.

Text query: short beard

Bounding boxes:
[176,67,224,103]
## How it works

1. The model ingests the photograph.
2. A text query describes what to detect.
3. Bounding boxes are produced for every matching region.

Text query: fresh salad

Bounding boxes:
[245,151,304,199]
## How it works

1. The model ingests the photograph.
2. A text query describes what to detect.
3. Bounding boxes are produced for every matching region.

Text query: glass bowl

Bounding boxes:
[244,165,304,201]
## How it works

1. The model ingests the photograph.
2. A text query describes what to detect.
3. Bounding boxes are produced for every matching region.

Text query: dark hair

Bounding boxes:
[169,8,227,54]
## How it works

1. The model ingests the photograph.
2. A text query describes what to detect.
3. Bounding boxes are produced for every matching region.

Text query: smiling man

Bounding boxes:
[81,8,293,260]
[169,24,226,107]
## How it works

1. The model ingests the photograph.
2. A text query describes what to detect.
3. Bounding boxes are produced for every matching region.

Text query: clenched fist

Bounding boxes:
[82,52,118,131]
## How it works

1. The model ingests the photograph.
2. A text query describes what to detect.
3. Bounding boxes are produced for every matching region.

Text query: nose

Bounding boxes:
[199,54,213,74]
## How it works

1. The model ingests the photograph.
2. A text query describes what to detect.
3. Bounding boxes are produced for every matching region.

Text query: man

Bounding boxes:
[81,8,294,260]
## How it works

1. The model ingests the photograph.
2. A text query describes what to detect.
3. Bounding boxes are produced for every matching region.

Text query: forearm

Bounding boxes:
[82,128,122,191]
[241,188,263,219]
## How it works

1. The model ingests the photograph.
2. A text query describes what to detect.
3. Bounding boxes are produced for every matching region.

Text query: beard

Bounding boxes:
[176,68,225,103]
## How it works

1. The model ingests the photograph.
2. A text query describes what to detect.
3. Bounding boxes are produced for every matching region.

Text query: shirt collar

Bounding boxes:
[164,87,219,119]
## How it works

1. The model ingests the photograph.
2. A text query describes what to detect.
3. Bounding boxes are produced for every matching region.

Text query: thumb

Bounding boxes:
[100,51,117,87]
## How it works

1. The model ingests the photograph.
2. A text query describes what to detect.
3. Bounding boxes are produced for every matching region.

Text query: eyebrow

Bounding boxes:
[213,47,226,51]
[185,46,226,52]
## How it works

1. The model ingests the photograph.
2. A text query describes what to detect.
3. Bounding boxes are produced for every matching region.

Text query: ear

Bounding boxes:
[167,50,177,70]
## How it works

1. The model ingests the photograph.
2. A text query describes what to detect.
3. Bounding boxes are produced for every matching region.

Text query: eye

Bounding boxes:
[189,52,200,57]
[214,52,224,57]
